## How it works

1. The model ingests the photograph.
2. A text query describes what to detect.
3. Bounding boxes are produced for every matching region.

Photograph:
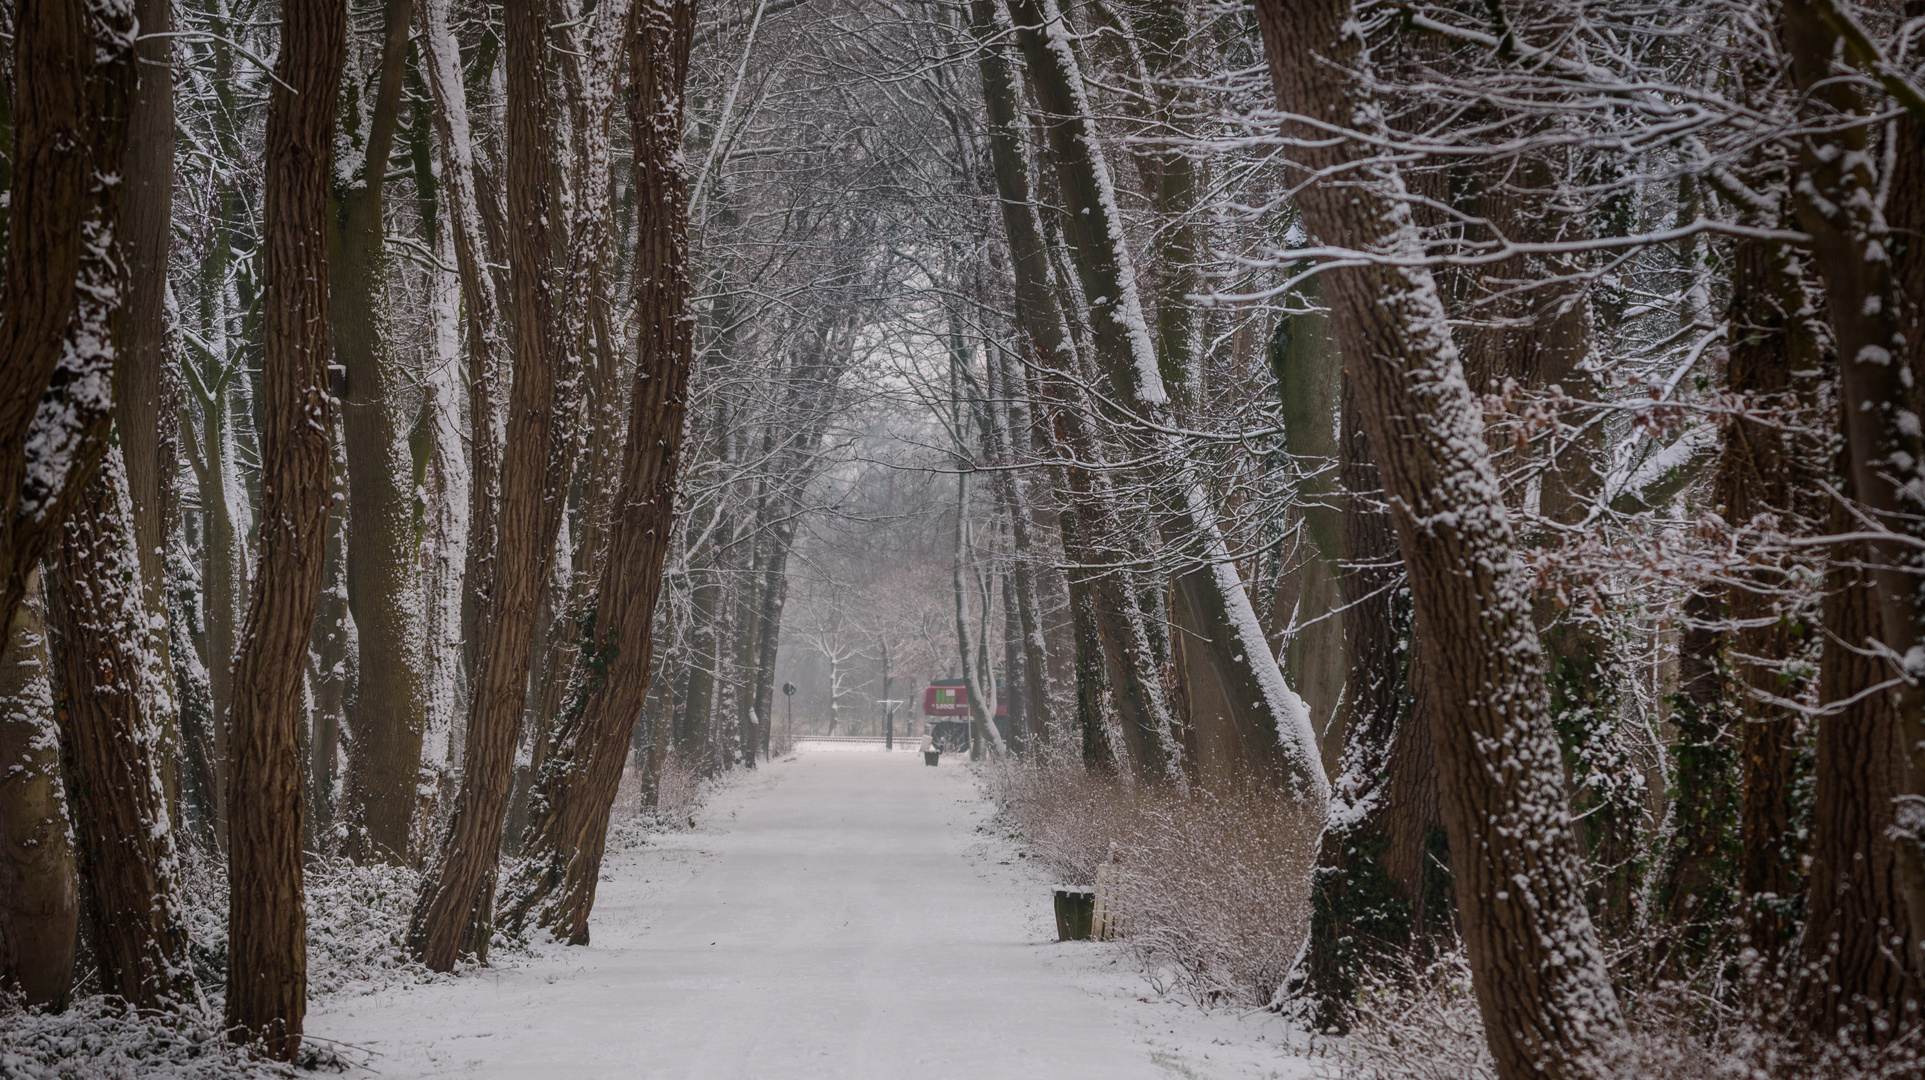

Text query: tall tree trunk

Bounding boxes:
[1267,283,1346,777]
[307,425,352,853]
[748,518,795,759]
[116,0,178,814]
[1802,528,1916,1040]
[496,0,698,943]
[968,0,1161,775]
[419,0,504,752]
[0,0,135,653]
[183,368,243,847]
[223,0,345,1053]
[987,345,1052,744]
[331,0,428,866]
[409,0,572,971]
[1304,373,1428,1026]
[0,572,77,1009]
[49,448,191,1010]
[1716,236,1826,964]
[1656,586,1739,967]
[1255,4,1621,1076]
[678,563,724,768]
[1006,0,1324,801]
[1781,0,1925,971]
[954,471,1003,760]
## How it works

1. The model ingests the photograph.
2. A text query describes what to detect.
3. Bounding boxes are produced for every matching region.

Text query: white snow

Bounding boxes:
[306,754,1312,1079]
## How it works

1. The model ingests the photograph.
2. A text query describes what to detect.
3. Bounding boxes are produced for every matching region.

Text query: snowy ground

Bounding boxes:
[307,750,1320,1079]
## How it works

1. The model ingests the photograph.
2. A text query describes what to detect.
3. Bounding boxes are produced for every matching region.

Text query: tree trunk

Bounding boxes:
[49,448,191,1010]
[1267,282,1346,777]
[1304,373,1429,1026]
[223,0,345,1053]
[0,0,133,635]
[749,520,795,760]
[1717,235,1826,964]
[307,426,352,853]
[183,368,243,848]
[409,0,575,971]
[1802,528,1916,1041]
[115,0,178,815]
[1006,0,1324,801]
[981,328,1046,751]
[954,471,1003,760]
[1782,0,1925,971]
[419,0,504,758]
[0,572,77,1009]
[1255,4,1621,1076]
[968,0,1164,775]
[331,0,428,866]
[496,0,697,943]
[1656,586,1739,966]
[682,566,725,766]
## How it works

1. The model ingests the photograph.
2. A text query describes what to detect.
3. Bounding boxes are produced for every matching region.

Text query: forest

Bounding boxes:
[1,0,1923,1077]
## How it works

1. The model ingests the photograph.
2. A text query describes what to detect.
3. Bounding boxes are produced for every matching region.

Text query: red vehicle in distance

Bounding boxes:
[920,679,1007,752]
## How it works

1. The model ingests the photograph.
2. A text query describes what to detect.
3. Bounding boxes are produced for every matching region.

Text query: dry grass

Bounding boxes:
[1313,947,1925,1080]
[985,755,1319,1008]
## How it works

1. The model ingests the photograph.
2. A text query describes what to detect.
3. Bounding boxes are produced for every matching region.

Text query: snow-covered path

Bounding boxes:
[310,751,1308,1079]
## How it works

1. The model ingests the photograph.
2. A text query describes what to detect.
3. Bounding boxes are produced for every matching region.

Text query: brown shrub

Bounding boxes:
[986,754,1319,1008]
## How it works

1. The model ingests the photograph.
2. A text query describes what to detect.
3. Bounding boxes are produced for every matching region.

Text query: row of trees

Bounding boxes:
[732,0,1925,1075]
[5,0,1925,1076]
[0,0,705,1058]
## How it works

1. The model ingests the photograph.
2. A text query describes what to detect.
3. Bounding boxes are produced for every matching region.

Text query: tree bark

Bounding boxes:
[1802,529,1916,1041]
[0,0,135,652]
[496,0,698,944]
[1267,283,1346,777]
[307,426,352,853]
[954,470,1003,760]
[115,0,178,814]
[331,0,428,866]
[410,0,572,970]
[1255,3,1621,1076]
[1718,236,1826,963]
[1781,0,1925,973]
[49,448,191,1010]
[0,572,77,1009]
[419,0,504,759]
[223,0,345,1053]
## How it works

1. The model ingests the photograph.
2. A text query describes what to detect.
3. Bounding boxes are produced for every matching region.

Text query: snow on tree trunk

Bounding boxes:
[0,572,78,1009]
[0,0,136,665]
[330,0,431,867]
[410,0,576,971]
[1781,0,1925,976]
[1254,2,1621,1076]
[1004,0,1326,804]
[49,448,192,1010]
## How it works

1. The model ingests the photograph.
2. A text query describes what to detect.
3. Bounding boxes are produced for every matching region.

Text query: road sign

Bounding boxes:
[782,682,796,697]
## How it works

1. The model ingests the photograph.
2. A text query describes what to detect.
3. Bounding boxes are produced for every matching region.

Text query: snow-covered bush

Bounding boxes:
[987,755,1318,1008]
[0,996,311,1080]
